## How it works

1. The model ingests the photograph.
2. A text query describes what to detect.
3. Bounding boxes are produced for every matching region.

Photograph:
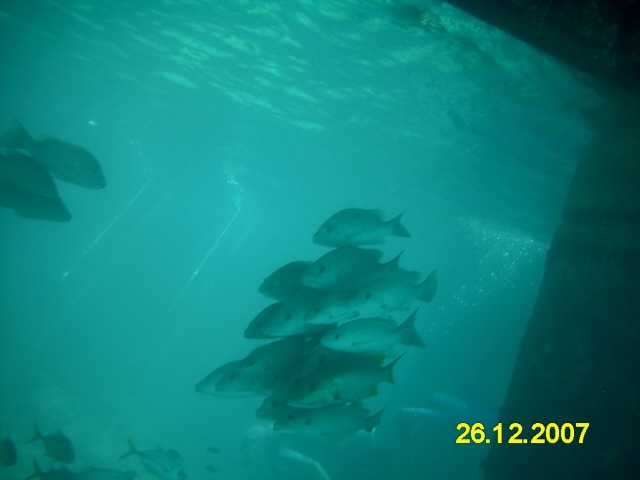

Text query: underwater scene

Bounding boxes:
[2,1,629,479]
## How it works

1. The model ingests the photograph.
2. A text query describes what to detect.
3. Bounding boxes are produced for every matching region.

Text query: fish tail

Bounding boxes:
[23,459,42,480]
[383,353,405,384]
[26,424,41,444]
[418,269,437,303]
[389,211,411,238]
[398,308,426,347]
[119,437,138,460]
[364,407,386,432]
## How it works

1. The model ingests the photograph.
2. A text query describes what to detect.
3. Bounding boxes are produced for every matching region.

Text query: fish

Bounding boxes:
[276,448,332,480]
[301,247,401,291]
[259,261,311,300]
[0,178,71,221]
[395,393,498,441]
[233,337,317,378]
[27,425,75,463]
[348,269,437,315]
[286,354,400,408]
[258,288,332,337]
[23,459,77,480]
[303,290,358,325]
[205,466,217,473]
[75,469,137,480]
[320,309,425,353]
[0,435,17,466]
[196,360,244,395]
[244,302,284,339]
[206,447,220,454]
[119,438,185,480]
[274,405,384,439]
[213,337,317,394]
[256,390,300,420]
[0,120,106,189]
[0,150,59,198]
[297,345,356,377]
[312,209,410,247]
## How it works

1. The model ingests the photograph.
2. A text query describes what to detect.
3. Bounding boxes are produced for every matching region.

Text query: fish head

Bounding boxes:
[257,392,295,420]
[348,287,386,315]
[273,409,311,433]
[312,222,347,247]
[300,261,339,289]
[319,327,348,350]
[287,379,338,408]
[195,360,245,395]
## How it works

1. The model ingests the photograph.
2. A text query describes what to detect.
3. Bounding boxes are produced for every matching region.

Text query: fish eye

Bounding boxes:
[245,360,254,366]
[287,413,294,420]
[304,417,312,425]
[307,383,317,392]
[318,266,326,274]
[334,333,341,340]
[325,226,333,233]
[227,373,236,381]
[365,293,372,300]
[283,313,291,321]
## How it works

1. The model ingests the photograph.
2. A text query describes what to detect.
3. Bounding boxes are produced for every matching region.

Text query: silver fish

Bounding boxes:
[27,424,75,463]
[301,247,401,291]
[286,354,400,408]
[303,290,358,325]
[0,179,71,222]
[0,150,59,198]
[23,459,77,480]
[349,269,437,315]
[119,438,185,480]
[259,288,330,337]
[195,360,249,396]
[244,302,284,339]
[0,120,106,189]
[312,208,410,247]
[259,261,311,300]
[274,405,384,439]
[320,309,425,353]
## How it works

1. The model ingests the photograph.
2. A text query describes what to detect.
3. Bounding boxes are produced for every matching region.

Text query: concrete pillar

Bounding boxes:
[482,87,640,479]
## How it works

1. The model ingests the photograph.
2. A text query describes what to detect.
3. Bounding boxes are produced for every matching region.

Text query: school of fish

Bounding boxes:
[196,208,437,439]
[0,120,106,221]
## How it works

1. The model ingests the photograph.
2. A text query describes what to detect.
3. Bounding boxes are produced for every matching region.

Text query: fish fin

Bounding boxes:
[364,407,386,432]
[0,119,33,150]
[418,269,437,303]
[166,449,181,459]
[365,387,378,398]
[383,353,406,384]
[398,308,426,347]
[23,460,42,480]
[26,424,41,444]
[384,250,403,272]
[389,211,411,237]
[119,437,137,460]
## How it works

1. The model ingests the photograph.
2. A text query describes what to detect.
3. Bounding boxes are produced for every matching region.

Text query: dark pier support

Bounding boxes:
[482,88,640,479]
[437,1,640,478]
